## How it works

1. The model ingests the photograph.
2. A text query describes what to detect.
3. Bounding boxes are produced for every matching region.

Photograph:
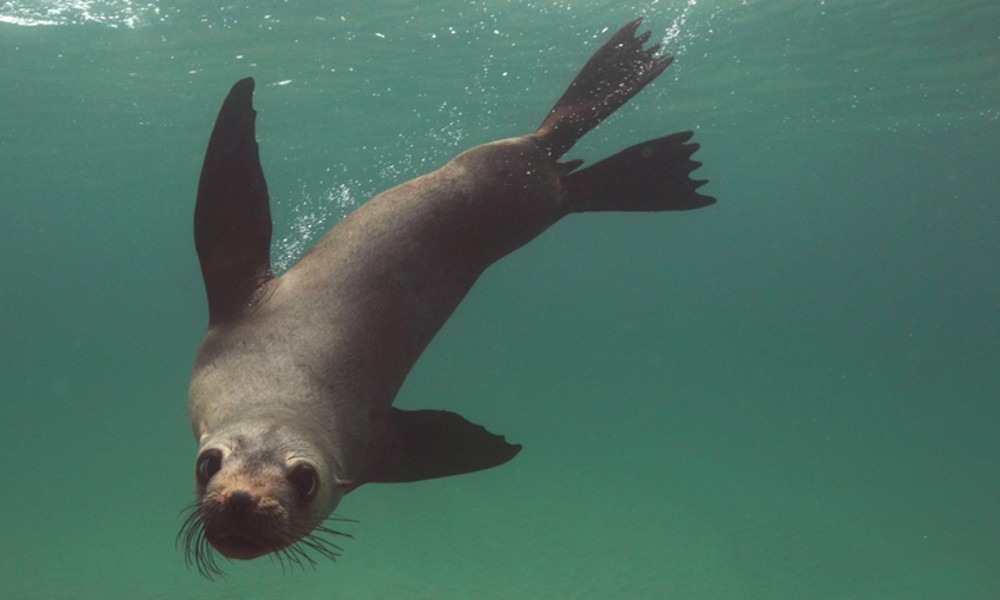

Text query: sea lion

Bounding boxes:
[178,18,714,578]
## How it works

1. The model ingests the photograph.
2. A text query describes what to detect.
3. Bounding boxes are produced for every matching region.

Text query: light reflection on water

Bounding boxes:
[0,0,161,28]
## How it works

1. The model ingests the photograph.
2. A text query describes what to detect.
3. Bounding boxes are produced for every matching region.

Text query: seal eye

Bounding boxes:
[288,464,319,502]
[196,449,222,485]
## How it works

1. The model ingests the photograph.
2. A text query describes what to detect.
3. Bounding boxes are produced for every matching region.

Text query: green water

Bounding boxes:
[2,1,998,598]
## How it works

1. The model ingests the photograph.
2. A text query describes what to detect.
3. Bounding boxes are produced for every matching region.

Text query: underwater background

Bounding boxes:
[2,0,998,598]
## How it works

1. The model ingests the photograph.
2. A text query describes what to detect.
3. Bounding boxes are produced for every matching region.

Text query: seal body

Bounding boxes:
[181,19,714,577]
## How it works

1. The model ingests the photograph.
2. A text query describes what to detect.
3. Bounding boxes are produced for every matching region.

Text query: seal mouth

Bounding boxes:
[199,497,293,560]
[177,500,356,579]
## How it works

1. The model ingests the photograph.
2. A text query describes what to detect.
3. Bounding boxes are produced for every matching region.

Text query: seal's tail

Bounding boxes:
[534,19,715,212]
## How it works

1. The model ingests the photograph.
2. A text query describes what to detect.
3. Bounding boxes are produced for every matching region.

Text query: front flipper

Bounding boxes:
[195,77,273,325]
[360,408,522,487]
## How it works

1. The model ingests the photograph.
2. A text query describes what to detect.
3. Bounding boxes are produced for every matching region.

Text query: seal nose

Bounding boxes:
[228,490,254,513]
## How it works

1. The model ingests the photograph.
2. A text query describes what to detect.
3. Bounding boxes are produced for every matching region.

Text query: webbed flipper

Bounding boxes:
[358,408,521,488]
[195,77,273,325]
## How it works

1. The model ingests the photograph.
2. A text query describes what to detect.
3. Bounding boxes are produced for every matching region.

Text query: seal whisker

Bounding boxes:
[272,517,353,567]
[290,543,320,570]
[313,522,355,540]
[308,521,355,557]
[270,547,295,575]
[271,537,318,574]
[177,500,226,580]
[296,535,342,562]
[327,513,359,524]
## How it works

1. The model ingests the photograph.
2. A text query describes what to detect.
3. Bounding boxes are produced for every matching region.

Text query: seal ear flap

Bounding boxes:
[195,77,274,326]
[360,408,521,486]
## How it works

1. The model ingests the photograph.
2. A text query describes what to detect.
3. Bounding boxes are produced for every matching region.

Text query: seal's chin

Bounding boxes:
[206,531,285,560]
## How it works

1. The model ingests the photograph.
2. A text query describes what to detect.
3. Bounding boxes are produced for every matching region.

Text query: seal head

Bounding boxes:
[194,425,335,559]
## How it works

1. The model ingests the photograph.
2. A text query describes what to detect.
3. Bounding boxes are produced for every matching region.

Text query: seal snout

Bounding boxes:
[227,490,254,512]
[201,492,285,560]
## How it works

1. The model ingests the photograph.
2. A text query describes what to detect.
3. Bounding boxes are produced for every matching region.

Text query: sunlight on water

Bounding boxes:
[273,182,356,273]
[659,0,701,50]
[0,0,161,28]
[646,0,751,55]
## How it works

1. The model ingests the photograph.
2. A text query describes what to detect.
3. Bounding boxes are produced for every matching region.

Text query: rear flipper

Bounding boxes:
[566,131,715,212]
[534,18,672,160]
